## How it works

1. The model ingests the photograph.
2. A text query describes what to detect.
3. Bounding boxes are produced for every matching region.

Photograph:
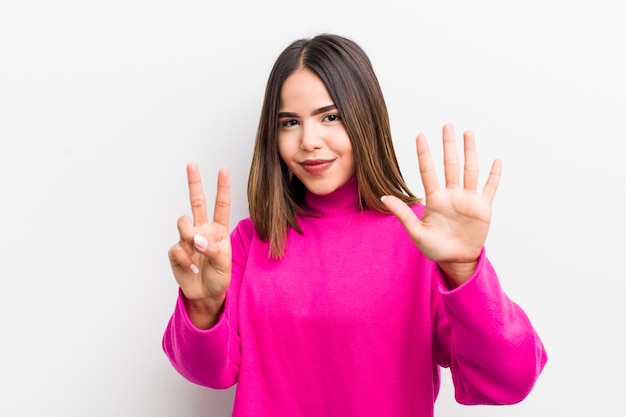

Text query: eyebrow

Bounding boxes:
[278,104,337,119]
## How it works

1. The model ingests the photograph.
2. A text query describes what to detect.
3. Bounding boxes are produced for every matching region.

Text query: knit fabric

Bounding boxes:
[163,176,547,417]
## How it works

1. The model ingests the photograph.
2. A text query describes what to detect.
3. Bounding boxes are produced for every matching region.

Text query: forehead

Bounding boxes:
[279,69,334,111]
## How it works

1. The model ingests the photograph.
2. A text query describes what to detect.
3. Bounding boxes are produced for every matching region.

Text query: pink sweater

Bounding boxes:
[163,177,547,417]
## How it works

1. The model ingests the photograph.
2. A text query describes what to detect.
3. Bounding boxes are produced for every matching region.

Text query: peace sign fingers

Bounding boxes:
[169,163,232,326]
[186,162,231,229]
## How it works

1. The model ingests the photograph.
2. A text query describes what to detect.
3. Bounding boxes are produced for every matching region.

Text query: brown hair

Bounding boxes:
[248,34,419,257]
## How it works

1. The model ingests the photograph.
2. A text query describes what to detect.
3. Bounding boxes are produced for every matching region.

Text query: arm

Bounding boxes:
[433,250,547,404]
[383,124,546,402]
[162,288,240,389]
[162,221,252,388]
[162,164,247,389]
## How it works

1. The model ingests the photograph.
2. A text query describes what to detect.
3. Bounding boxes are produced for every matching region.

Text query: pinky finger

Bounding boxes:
[482,159,502,203]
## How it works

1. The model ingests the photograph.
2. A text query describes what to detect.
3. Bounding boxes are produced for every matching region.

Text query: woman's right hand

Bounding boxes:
[168,162,232,329]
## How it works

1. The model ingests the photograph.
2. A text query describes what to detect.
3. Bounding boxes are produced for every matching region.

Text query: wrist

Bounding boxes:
[182,293,226,329]
[438,260,477,288]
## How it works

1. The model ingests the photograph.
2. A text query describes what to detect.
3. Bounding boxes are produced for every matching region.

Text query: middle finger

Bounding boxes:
[442,124,460,188]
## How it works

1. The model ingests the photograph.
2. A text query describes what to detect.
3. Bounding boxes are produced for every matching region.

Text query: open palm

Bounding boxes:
[382,124,501,284]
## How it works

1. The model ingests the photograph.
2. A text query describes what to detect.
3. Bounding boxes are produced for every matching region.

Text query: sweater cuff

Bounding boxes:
[436,247,488,294]
[176,288,228,334]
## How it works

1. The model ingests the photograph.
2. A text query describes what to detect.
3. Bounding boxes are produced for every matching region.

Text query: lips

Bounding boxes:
[300,159,334,175]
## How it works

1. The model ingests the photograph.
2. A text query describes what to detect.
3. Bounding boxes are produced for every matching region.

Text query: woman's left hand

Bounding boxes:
[382,123,502,287]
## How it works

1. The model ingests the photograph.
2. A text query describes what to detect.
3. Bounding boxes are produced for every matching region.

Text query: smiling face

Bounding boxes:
[277,69,356,196]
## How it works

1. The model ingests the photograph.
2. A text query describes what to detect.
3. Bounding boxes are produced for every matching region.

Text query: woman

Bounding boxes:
[164,33,547,417]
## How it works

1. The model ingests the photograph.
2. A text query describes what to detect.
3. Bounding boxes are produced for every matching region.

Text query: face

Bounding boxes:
[277,69,355,196]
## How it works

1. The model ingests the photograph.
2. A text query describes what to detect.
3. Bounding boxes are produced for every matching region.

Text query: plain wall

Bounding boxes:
[1,0,624,415]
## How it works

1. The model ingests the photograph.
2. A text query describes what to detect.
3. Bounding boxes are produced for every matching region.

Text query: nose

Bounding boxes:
[300,122,323,151]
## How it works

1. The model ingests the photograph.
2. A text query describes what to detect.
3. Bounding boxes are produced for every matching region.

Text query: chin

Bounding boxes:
[306,179,346,196]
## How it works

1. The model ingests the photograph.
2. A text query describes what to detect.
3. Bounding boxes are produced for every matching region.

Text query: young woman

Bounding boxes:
[164,34,547,417]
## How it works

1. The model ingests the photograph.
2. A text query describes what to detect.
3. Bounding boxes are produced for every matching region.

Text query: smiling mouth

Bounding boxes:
[300,159,334,174]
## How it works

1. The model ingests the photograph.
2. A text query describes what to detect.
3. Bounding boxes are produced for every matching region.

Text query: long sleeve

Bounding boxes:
[161,178,547,416]
[433,249,547,405]
[162,291,240,388]
[162,220,254,389]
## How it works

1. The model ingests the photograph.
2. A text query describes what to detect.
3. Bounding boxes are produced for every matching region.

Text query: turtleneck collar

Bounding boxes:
[302,176,363,216]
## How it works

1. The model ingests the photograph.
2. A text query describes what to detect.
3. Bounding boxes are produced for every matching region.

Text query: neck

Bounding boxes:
[303,176,362,216]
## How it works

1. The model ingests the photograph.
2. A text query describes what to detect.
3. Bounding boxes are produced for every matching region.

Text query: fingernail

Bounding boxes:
[190,264,199,274]
[380,195,388,202]
[194,234,208,250]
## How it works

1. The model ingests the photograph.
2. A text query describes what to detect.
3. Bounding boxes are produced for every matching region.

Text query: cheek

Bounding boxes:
[347,153,356,174]
[337,134,354,159]
[334,127,353,153]
[340,138,356,172]
[277,136,295,165]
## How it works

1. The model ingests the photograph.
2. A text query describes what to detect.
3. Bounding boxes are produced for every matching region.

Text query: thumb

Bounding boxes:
[381,195,422,237]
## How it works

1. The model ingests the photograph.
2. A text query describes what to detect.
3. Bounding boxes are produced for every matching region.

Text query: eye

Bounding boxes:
[323,114,342,122]
[279,119,299,129]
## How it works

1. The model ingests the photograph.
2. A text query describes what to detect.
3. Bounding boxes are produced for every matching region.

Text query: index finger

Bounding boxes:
[186,162,208,226]
[416,133,440,196]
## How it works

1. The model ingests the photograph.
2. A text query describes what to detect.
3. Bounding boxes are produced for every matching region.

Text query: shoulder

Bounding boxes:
[409,202,425,218]
[230,217,258,252]
[230,217,260,266]
[231,217,256,243]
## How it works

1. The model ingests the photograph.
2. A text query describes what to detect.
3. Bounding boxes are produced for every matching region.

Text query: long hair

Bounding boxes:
[248,34,419,258]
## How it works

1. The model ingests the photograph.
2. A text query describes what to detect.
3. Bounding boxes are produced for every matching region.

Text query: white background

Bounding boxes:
[1,1,624,416]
